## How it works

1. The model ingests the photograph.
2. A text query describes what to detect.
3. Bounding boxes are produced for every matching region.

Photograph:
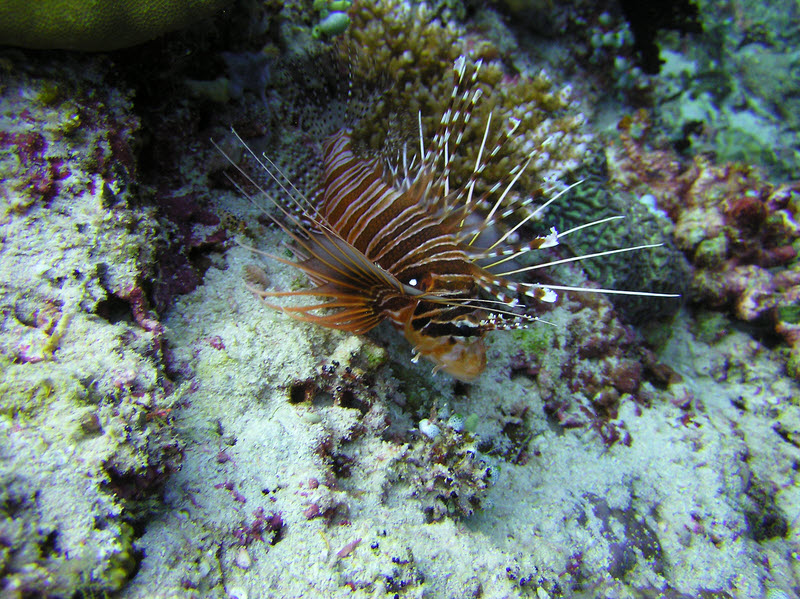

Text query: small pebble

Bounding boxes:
[235,546,251,570]
[418,418,440,439]
[536,588,551,599]
[302,412,322,424]
[447,414,464,432]
[244,264,270,288]
[336,538,361,558]
[228,586,248,599]
[79,412,102,435]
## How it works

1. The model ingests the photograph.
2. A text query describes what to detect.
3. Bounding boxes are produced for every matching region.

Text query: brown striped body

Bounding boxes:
[313,129,489,380]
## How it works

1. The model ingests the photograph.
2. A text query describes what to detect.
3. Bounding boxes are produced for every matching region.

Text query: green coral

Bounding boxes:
[786,346,800,381]
[312,11,351,39]
[694,234,728,268]
[362,341,388,370]
[777,303,800,325]
[0,0,233,51]
[312,0,353,39]
[692,311,731,345]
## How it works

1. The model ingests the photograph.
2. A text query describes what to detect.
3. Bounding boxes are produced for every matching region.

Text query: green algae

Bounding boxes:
[692,311,732,345]
[0,363,79,419]
[777,303,800,326]
[511,326,554,357]
[694,234,728,268]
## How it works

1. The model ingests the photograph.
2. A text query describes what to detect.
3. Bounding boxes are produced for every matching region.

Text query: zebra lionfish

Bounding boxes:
[219,56,677,382]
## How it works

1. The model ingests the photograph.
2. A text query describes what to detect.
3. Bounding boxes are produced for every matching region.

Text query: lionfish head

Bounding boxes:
[218,55,678,382]
[404,317,487,382]
[392,293,489,381]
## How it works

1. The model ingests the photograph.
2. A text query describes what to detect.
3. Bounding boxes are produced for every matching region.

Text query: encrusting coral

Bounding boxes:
[0,52,182,597]
[608,109,800,379]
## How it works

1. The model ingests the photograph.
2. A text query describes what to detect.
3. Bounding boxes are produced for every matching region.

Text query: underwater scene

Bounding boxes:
[1,0,799,597]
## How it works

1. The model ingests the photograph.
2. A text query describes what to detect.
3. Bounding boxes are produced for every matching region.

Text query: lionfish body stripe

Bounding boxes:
[228,56,679,382]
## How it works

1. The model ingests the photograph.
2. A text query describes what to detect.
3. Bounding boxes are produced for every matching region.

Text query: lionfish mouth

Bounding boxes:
[215,56,679,382]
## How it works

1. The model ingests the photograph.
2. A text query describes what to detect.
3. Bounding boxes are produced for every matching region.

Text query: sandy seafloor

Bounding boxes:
[126,239,800,599]
[2,1,800,598]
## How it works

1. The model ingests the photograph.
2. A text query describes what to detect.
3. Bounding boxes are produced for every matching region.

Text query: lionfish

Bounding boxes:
[218,56,677,382]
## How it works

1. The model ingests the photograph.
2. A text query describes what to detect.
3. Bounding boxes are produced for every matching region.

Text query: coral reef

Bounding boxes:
[0,0,233,51]
[547,150,690,323]
[131,248,522,596]
[498,280,669,448]
[2,1,799,598]
[125,236,800,598]
[392,414,492,522]
[342,0,591,196]
[608,109,800,379]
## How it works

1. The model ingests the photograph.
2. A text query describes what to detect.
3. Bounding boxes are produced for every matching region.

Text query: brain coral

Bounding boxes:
[0,0,233,50]
[549,150,689,324]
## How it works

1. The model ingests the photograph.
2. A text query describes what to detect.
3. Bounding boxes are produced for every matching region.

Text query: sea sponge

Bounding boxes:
[0,0,233,51]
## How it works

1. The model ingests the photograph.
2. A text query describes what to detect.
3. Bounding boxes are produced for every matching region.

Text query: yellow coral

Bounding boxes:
[343,0,590,198]
[0,0,233,51]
